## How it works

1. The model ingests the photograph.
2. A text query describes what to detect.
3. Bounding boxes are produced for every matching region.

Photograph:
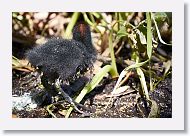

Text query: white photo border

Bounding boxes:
[0,0,184,130]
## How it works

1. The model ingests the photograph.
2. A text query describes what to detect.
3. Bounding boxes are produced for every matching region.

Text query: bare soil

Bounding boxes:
[12,70,172,118]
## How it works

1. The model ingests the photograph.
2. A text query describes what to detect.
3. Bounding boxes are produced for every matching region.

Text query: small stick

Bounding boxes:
[118,71,134,86]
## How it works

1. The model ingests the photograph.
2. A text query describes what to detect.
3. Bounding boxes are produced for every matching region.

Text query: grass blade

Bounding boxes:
[109,30,119,78]
[64,12,80,38]
[65,65,113,118]
[146,12,153,59]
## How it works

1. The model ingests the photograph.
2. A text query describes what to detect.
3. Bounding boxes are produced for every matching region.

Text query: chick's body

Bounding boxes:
[26,23,96,82]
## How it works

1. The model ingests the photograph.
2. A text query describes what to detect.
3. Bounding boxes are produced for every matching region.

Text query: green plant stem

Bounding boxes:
[82,12,101,33]
[146,12,153,91]
[109,30,119,78]
[64,12,80,38]
[146,12,153,59]
[88,13,95,23]
[91,12,101,19]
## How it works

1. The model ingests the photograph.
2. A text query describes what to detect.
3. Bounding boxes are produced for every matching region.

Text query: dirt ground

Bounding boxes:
[12,70,172,118]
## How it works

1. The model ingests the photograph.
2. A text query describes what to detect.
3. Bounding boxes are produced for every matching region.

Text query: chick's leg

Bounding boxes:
[54,79,90,116]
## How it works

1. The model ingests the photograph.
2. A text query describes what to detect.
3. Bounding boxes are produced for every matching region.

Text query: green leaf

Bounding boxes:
[136,29,147,45]
[116,27,128,39]
[136,67,150,100]
[154,12,168,23]
[163,60,172,75]
[12,56,22,67]
[152,13,172,46]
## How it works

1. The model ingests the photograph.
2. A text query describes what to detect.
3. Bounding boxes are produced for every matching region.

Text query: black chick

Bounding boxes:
[26,23,96,82]
[26,22,96,114]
